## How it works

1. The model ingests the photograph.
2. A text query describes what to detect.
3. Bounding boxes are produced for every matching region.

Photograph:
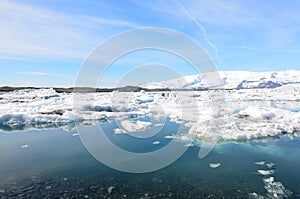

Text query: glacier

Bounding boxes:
[141,70,300,90]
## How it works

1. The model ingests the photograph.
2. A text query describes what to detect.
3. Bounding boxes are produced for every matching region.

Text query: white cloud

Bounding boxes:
[0,1,137,60]
[19,71,50,76]
[130,0,256,26]
[221,45,300,54]
[132,0,300,64]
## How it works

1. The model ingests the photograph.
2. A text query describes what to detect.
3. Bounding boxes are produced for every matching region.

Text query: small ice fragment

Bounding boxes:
[263,176,292,198]
[164,135,175,139]
[180,135,190,141]
[184,143,194,147]
[209,163,221,169]
[257,169,274,176]
[21,144,30,149]
[108,186,114,194]
[114,128,126,134]
[265,163,276,170]
[72,133,79,136]
[255,161,265,166]
[248,192,264,199]
[263,176,274,184]
[152,141,160,145]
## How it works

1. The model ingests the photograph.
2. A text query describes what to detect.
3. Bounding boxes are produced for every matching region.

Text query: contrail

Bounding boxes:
[174,0,222,65]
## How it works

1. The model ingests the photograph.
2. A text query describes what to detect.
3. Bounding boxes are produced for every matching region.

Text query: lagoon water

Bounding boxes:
[0,121,300,198]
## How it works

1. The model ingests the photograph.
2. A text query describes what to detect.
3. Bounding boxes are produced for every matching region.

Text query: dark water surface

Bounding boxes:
[0,122,300,198]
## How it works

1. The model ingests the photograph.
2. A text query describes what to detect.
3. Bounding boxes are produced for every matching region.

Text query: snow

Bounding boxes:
[142,70,300,89]
[0,70,299,143]
[238,106,276,120]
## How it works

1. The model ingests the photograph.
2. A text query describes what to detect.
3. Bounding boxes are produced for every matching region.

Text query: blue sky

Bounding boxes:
[0,0,300,87]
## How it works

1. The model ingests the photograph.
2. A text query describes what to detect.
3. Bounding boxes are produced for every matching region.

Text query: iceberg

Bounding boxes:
[0,74,299,143]
[257,170,274,176]
[252,161,292,198]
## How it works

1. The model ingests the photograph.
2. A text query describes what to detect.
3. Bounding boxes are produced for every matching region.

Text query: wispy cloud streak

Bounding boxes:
[223,45,300,54]
[0,1,137,60]
[19,71,50,76]
[173,0,222,65]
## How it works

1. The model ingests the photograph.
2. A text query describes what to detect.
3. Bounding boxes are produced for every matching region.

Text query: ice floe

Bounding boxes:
[119,120,152,133]
[254,161,265,166]
[107,186,115,194]
[152,141,160,145]
[263,177,292,199]
[21,144,30,149]
[209,163,221,169]
[184,143,194,147]
[257,170,274,176]
[251,161,292,199]
[0,85,299,144]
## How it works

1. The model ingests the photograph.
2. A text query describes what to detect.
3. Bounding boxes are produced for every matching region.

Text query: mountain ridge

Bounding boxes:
[140,70,300,90]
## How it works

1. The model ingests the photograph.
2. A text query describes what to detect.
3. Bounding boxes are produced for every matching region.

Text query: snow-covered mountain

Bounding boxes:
[141,70,300,89]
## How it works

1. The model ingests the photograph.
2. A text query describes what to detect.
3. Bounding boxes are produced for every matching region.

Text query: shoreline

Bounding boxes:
[0,85,286,93]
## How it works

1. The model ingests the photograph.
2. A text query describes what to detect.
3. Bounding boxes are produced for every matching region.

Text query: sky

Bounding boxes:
[0,0,300,87]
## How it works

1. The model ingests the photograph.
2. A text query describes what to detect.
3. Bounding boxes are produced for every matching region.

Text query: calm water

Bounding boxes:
[0,121,300,198]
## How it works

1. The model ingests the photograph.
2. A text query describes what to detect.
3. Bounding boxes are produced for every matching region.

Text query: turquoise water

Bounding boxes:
[0,121,300,198]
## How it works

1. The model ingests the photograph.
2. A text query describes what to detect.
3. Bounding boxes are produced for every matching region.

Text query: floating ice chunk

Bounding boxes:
[0,113,72,125]
[46,186,51,190]
[255,161,265,166]
[81,105,112,112]
[164,135,175,139]
[190,105,299,142]
[61,111,79,121]
[251,163,292,199]
[263,177,292,198]
[135,93,154,104]
[209,163,221,169]
[152,141,160,145]
[120,120,152,133]
[114,128,126,134]
[107,186,115,194]
[264,177,274,184]
[21,144,30,149]
[238,106,275,120]
[180,135,190,141]
[184,143,194,147]
[1,85,300,137]
[248,192,264,199]
[265,163,276,170]
[257,170,274,176]
[72,133,79,136]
